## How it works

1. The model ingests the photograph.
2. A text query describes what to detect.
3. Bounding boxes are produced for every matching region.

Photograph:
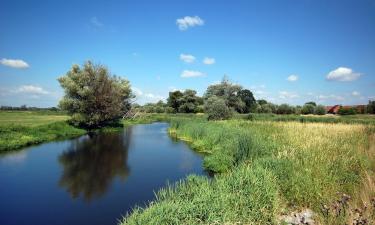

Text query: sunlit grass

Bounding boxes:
[122,117,375,224]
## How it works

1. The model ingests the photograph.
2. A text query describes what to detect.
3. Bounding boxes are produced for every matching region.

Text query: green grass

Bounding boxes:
[0,121,86,151]
[235,113,375,125]
[0,111,84,151]
[0,110,69,127]
[121,117,375,224]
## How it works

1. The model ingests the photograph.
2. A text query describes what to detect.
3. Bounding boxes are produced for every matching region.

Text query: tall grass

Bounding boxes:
[121,118,375,224]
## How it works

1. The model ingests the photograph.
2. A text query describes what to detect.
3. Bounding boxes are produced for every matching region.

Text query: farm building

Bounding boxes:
[325,105,366,114]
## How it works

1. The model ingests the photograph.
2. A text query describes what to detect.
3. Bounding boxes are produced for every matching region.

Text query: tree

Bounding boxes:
[237,89,256,113]
[204,76,256,113]
[314,105,326,115]
[301,104,315,114]
[276,104,295,114]
[338,107,356,115]
[167,91,183,112]
[204,96,232,120]
[367,100,375,114]
[305,101,317,106]
[257,99,268,105]
[58,61,133,128]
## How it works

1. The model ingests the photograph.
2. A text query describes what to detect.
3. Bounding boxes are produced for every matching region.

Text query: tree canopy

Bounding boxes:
[58,61,133,128]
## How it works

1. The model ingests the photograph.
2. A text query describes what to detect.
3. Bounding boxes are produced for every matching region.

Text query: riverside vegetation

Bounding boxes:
[121,116,375,225]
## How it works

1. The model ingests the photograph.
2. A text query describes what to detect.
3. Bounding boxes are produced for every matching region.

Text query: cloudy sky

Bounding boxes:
[1,0,374,107]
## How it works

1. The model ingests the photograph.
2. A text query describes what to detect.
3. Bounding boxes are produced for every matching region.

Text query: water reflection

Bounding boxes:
[58,128,132,201]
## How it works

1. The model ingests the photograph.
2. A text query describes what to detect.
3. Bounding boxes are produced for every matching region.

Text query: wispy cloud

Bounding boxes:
[180,54,196,63]
[317,94,345,101]
[0,58,29,69]
[326,67,361,82]
[16,85,49,95]
[181,70,205,78]
[279,91,299,99]
[176,16,204,31]
[287,74,298,82]
[90,16,103,28]
[203,57,215,65]
[351,91,360,97]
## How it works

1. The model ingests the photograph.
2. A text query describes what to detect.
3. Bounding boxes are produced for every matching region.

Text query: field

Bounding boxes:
[0,111,85,151]
[121,116,375,225]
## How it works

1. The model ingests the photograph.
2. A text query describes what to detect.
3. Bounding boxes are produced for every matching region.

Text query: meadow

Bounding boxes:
[121,116,375,224]
[0,111,85,151]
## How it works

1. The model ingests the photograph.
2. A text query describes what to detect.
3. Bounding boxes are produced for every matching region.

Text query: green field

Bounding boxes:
[0,111,84,151]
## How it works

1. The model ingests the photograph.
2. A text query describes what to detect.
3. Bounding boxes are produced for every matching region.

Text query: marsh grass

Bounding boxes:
[122,117,375,224]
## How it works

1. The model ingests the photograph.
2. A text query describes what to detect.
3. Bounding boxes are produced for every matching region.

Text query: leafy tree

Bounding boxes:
[301,104,315,114]
[204,76,256,113]
[204,96,232,120]
[257,99,268,105]
[305,101,317,106]
[237,89,256,113]
[276,104,295,114]
[367,100,375,114]
[58,61,133,128]
[314,105,326,115]
[167,91,183,112]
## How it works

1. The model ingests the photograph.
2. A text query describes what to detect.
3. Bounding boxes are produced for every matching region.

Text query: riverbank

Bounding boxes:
[121,117,375,224]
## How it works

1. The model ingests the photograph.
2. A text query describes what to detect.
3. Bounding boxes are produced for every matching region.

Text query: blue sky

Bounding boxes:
[1,0,374,107]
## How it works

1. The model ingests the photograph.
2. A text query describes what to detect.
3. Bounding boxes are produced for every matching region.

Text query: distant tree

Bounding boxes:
[314,105,326,115]
[257,99,268,105]
[237,89,256,113]
[167,91,183,112]
[367,100,375,114]
[204,96,232,120]
[301,104,315,114]
[276,104,295,114]
[305,101,317,106]
[58,61,133,128]
[204,76,256,113]
[20,104,27,110]
[338,107,356,115]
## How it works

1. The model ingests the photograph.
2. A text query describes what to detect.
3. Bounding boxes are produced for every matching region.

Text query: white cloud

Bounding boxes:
[279,91,299,99]
[0,58,29,69]
[132,87,143,97]
[180,54,196,63]
[203,57,215,65]
[176,16,204,31]
[181,70,205,78]
[90,16,103,27]
[287,74,298,82]
[317,94,345,101]
[16,85,48,95]
[351,91,360,97]
[326,67,361,82]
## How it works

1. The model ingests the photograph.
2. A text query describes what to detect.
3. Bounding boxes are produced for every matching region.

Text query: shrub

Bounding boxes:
[204,97,232,120]
[276,104,295,114]
[338,107,356,115]
[301,104,315,114]
[314,105,326,115]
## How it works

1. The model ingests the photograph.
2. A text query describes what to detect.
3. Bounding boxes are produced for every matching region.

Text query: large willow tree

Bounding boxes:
[58,61,133,128]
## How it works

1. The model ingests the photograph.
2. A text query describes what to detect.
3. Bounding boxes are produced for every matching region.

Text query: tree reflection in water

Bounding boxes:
[58,128,131,201]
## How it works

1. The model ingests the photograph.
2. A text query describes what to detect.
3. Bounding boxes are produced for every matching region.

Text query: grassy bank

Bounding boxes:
[0,111,85,151]
[121,117,375,224]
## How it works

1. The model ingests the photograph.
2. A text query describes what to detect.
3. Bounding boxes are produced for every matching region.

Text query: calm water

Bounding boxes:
[0,123,206,225]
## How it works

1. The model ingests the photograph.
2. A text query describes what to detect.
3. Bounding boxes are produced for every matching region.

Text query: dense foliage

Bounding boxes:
[58,61,133,128]
[338,107,357,115]
[167,89,203,113]
[204,96,232,120]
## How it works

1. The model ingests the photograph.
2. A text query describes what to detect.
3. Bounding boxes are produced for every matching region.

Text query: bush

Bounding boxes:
[338,107,356,115]
[276,104,295,114]
[301,104,315,114]
[314,105,326,115]
[204,97,232,120]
